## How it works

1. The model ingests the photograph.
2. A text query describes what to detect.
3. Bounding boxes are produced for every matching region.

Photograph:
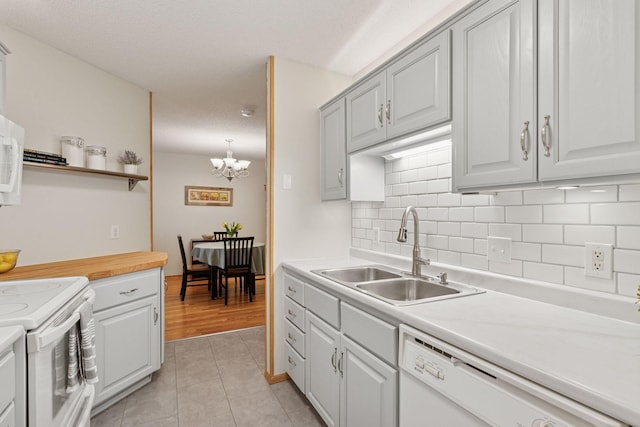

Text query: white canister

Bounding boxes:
[85,145,107,170]
[60,136,84,167]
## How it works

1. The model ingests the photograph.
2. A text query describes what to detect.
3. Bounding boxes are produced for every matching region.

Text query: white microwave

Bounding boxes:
[0,114,24,206]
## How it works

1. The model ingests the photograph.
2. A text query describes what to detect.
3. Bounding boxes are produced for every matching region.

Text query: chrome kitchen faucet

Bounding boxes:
[397,206,430,277]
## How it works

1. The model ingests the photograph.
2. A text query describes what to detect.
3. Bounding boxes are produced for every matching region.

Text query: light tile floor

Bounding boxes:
[90,326,325,427]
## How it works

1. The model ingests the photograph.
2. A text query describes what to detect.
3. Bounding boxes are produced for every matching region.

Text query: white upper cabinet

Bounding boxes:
[346,31,451,153]
[537,0,640,182]
[454,0,640,192]
[321,98,347,201]
[452,0,536,190]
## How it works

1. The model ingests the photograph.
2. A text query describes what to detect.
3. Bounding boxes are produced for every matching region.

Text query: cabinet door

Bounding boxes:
[305,311,340,427]
[346,72,387,153]
[452,0,536,191]
[538,0,640,181]
[321,98,347,200]
[93,295,160,406]
[340,336,397,427]
[387,31,451,140]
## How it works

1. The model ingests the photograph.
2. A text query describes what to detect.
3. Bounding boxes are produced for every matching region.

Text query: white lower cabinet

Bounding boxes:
[0,327,25,427]
[90,268,163,411]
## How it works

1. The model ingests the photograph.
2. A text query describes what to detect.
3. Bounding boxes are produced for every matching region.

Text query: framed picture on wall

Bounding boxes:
[184,186,233,206]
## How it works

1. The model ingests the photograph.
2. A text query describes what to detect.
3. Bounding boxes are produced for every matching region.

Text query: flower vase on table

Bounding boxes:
[222,221,242,237]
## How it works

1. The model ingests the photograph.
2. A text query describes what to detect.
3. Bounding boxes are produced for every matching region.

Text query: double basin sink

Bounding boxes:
[312,265,484,306]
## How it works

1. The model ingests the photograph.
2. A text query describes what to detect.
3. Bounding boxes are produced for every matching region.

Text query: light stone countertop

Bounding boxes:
[282,255,640,425]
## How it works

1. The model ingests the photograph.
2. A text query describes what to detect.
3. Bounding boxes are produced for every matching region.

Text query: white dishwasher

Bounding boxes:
[398,325,627,427]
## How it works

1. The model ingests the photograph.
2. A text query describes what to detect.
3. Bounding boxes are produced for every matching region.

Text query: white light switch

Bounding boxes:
[487,237,511,263]
[283,174,292,190]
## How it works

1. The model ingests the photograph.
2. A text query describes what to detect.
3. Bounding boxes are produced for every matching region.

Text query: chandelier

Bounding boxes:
[210,139,251,181]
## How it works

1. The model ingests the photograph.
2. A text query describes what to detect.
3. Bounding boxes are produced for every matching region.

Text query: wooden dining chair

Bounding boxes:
[177,235,212,301]
[213,231,236,240]
[217,237,254,305]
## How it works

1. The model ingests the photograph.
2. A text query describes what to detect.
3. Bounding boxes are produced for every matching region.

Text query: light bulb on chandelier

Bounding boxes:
[210,139,251,181]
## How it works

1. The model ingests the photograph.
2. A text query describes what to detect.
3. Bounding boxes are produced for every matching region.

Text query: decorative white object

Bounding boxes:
[123,164,138,174]
[60,136,84,167]
[210,139,250,181]
[85,145,106,170]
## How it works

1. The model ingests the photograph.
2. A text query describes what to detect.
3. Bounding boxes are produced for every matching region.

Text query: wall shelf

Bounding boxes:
[23,161,149,191]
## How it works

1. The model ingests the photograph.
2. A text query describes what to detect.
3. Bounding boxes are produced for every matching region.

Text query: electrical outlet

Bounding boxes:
[584,242,612,278]
[487,236,512,263]
[110,225,120,239]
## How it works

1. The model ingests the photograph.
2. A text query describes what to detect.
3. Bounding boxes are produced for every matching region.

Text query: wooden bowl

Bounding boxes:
[201,234,214,240]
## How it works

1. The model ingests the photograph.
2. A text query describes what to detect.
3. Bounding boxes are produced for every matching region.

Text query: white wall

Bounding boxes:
[352,145,640,299]
[271,58,353,375]
[0,25,150,265]
[153,151,266,276]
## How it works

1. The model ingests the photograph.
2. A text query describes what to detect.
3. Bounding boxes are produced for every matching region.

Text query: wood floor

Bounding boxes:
[164,273,266,341]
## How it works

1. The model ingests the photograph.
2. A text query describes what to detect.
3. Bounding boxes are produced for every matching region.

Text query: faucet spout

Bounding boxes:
[397,206,430,276]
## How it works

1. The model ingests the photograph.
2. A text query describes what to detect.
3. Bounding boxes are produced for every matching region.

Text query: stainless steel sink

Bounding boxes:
[356,278,459,302]
[316,266,402,283]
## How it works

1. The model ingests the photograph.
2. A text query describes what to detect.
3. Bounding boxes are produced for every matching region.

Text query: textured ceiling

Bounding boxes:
[0,0,465,160]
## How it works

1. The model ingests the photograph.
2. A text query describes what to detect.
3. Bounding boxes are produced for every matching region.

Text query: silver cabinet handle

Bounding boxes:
[385,100,391,124]
[520,121,530,161]
[287,286,296,293]
[541,115,551,157]
[331,348,337,372]
[287,332,296,342]
[287,309,296,318]
[337,351,344,377]
[338,168,343,187]
[153,307,159,325]
[288,356,296,367]
[119,288,138,296]
[377,104,384,127]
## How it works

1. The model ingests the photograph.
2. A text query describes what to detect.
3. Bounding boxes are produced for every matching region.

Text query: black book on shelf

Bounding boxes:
[23,151,67,163]
[24,157,69,166]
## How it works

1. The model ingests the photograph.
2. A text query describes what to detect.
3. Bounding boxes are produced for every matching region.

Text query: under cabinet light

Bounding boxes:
[385,139,451,159]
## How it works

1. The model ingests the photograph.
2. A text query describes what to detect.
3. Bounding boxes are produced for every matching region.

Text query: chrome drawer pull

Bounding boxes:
[385,100,391,124]
[337,351,344,377]
[287,286,296,293]
[287,309,296,318]
[520,121,529,161]
[338,168,343,187]
[119,288,139,296]
[331,348,337,372]
[154,307,159,325]
[288,356,296,367]
[287,332,296,342]
[541,115,551,157]
[378,104,384,126]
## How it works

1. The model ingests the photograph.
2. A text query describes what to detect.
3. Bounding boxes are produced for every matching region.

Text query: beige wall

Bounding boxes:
[0,25,150,265]
[152,151,266,276]
[270,58,353,375]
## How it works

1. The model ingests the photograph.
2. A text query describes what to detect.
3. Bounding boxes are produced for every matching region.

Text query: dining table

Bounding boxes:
[192,240,265,298]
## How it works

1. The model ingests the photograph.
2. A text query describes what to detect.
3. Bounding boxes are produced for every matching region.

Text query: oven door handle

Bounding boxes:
[27,291,96,352]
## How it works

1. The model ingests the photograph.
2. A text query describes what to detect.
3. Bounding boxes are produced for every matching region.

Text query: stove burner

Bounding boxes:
[0,282,63,296]
[0,303,29,316]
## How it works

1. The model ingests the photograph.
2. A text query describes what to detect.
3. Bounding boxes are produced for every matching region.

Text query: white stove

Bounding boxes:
[0,276,89,329]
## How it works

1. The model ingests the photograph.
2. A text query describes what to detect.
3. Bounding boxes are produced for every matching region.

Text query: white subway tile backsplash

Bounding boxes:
[544,204,589,224]
[421,221,438,235]
[408,154,428,169]
[461,253,489,271]
[409,181,429,194]
[565,266,616,293]
[461,194,490,206]
[449,237,474,253]
[385,196,401,208]
[565,186,617,203]
[449,207,474,222]
[437,163,452,178]
[542,244,584,267]
[523,262,564,284]
[401,169,419,183]
[427,149,450,166]
[400,195,418,207]
[489,260,523,277]
[512,242,541,262]
[438,250,461,265]
[438,222,461,236]
[427,208,449,221]
[387,172,401,185]
[475,206,505,223]
[506,206,542,223]
[461,223,488,238]
[392,157,409,172]
[522,225,563,243]
[619,184,640,201]
[417,194,438,207]
[592,202,640,225]
[427,179,450,193]
[437,193,461,206]
[474,239,487,255]
[491,192,523,206]
[418,166,438,181]
[564,225,615,246]
[617,273,640,297]
[488,224,522,241]
[618,226,640,250]
[614,249,640,274]
[523,189,564,205]
[379,208,393,220]
[393,183,409,196]
[428,235,449,249]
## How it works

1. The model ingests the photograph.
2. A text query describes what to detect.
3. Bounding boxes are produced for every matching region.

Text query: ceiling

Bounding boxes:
[0,0,463,160]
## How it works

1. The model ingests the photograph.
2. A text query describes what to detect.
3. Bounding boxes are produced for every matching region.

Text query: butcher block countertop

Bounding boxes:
[0,251,168,281]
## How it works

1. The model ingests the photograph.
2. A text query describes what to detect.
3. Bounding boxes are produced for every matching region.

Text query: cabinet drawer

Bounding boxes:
[284,318,305,357]
[0,349,15,416]
[341,302,397,366]
[284,274,305,306]
[284,296,305,331]
[305,284,340,329]
[0,401,14,427]
[285,341,305,393]
[91,269,160,312]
